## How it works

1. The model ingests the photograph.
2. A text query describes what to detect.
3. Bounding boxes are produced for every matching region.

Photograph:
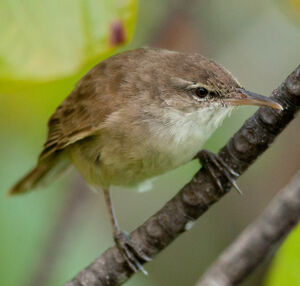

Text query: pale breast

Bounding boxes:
[69,106,233,189]
[146,106,233,168]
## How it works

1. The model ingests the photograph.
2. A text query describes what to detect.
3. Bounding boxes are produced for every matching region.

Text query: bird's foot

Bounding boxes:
[114,229,151,275]
[197,150,242,194]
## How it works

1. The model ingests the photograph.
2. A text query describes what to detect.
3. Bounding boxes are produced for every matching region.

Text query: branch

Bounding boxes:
[196,169,300,286]
[65,66,300,286]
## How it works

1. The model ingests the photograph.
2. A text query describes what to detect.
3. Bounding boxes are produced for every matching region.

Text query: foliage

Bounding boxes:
[265,225,300,286]
[0,0,137,82]
[0,1,138,286]
[275,0,300,25]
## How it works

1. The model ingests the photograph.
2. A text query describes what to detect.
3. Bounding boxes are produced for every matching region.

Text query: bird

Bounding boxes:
[8,47,282,273]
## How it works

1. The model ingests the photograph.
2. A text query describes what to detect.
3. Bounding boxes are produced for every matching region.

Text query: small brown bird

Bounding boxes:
[9,47,282,273]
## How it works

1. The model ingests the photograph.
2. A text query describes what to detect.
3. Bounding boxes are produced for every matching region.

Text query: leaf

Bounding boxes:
[0,0,137,82]
[265,225,300,286]
[274,0,300,25]
[0,0,138,131]
[0,2,138,285]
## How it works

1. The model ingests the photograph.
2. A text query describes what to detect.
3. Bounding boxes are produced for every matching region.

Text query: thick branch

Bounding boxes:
[196,169,300,286]
[65,66,300,286]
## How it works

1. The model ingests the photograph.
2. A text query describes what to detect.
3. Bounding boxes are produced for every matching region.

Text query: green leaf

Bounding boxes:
[0,0,137,82]
[0,0,138,131]
[265,225,300,286]
[0,1,138,285]
[273,0,300,25]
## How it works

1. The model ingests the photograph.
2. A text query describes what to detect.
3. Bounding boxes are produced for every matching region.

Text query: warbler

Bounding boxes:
[9,47,282,273]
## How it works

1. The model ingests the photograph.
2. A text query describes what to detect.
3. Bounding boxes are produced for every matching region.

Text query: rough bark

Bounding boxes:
[196,170,300,286]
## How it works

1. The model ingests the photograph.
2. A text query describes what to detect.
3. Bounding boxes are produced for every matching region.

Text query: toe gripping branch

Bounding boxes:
[197,150,242,195]
[114,230,152,275]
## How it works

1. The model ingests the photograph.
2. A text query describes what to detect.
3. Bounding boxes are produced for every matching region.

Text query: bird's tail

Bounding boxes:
[8,155,70,196]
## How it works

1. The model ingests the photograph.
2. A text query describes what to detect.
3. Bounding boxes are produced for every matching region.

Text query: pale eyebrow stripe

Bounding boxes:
[169,77,194,88]
[169,77,213,92]
[186,82,212,91]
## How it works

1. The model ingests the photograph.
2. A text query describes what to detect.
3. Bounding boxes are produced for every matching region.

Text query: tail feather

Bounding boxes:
[8,156,70,196]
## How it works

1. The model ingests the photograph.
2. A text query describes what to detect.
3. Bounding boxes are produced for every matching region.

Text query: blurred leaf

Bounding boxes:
[275,0,300,25]
[0,1,138,286]
[0,135,70,286]
[0,0,138,131]
[265,225,300,286]
[0,0,137,82]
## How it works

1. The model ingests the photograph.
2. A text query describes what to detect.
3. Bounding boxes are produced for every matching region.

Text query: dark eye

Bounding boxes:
[195,87,209,98]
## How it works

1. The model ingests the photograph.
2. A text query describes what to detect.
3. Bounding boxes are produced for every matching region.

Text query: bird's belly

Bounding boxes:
[69,138,199,190]
[69,107,232,189]
[98,130,208,188]
[99,148,188,188]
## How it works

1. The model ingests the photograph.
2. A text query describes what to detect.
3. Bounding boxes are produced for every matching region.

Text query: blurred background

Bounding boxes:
[0,0,299,285]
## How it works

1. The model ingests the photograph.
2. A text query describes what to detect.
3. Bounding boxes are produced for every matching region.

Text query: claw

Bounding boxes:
[114,230,151,275]
[198,150,242,195]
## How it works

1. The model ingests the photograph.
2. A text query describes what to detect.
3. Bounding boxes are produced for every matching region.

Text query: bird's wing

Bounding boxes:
[39,47,150,160]
[39,66,113,160]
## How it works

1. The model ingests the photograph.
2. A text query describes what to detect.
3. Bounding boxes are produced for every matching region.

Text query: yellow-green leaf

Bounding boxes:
[0,0,137,82]
[274,0,300,25]
[265,225,300,286]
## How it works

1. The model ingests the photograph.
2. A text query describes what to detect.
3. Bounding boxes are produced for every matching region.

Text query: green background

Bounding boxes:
[0,0,299,285]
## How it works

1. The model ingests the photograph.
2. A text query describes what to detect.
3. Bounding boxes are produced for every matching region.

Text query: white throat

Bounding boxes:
[148,106,234,166]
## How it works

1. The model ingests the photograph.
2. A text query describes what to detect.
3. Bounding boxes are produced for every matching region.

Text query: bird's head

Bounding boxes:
[154,51,282,113]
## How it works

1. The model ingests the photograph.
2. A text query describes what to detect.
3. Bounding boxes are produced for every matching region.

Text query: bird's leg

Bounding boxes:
[197,150,242,194]
[103,189,151,274]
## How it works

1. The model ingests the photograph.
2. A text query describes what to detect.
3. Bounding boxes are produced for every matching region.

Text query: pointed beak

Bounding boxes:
[225,88,283,110]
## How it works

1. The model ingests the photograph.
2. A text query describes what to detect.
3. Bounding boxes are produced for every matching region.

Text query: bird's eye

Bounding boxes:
[195,87,209,98]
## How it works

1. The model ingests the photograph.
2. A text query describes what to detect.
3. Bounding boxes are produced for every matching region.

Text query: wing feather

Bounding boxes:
[39,61,114,160]
[39,48,148,160]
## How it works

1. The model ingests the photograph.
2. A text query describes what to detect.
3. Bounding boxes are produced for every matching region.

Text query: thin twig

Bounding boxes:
[196,169,300,286]
[65,66,300,286]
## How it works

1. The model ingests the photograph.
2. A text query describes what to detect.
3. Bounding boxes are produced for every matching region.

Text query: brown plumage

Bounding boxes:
[9,48,238,194]
[8,47,282,273]
[9,47,281,195]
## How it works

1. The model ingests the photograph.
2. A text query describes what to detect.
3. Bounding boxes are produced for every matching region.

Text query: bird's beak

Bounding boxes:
[225,88,283,110]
